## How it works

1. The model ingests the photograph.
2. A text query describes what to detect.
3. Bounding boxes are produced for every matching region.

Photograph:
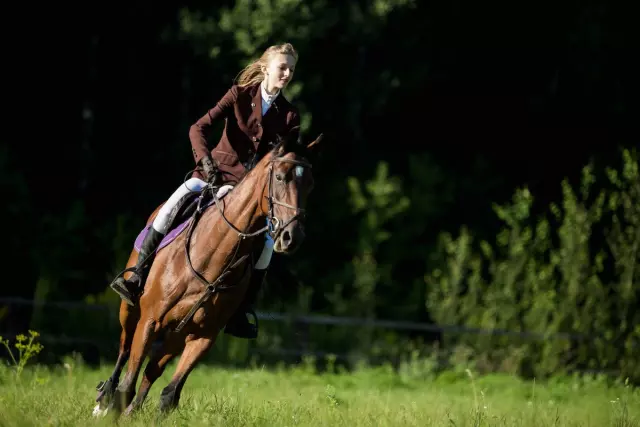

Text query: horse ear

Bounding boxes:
[289,125,302,148]
[306,133,323,151]
[274,133,287,155]
[275,126,301,155]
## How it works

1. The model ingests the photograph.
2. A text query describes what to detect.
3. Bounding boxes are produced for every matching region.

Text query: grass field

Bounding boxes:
[0,357,638,427]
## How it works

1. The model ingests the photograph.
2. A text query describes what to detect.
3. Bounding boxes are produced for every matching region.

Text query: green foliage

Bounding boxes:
[425,148,640,382]
[0,330,44,378]
[332,162,409,319]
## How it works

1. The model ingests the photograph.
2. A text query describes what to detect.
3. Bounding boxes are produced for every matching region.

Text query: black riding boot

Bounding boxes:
[224,268,267,339]
[110,227,165,306]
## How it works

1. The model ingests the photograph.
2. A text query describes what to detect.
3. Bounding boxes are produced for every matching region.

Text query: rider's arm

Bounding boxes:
[189,85,238,167]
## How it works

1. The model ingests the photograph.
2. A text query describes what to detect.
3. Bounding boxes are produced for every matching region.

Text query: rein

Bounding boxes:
[213,156,312,240]
[175,154,311,332]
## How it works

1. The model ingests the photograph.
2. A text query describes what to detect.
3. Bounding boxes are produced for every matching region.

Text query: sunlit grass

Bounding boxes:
[0,358,638,426]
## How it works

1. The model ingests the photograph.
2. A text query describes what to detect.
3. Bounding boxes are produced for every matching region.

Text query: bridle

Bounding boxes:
[175,153,312,332]
[212,155,312,241]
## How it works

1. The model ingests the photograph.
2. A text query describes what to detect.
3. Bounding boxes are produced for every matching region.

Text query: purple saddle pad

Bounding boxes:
[133,197,215,253]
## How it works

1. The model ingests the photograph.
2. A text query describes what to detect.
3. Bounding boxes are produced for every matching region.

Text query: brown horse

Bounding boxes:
[92,133,322,417]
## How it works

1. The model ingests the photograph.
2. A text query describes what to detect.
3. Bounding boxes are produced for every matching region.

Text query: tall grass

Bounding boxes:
[0,355,638,426]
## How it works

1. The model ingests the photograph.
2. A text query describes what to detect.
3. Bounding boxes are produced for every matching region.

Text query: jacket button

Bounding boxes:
[252,136,257,142]
[251,102,256,107]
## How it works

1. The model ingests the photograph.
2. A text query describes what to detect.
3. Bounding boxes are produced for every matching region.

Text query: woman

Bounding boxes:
[110,42,301,340]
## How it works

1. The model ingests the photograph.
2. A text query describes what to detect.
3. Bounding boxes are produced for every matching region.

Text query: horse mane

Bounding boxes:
[232,128,308,188]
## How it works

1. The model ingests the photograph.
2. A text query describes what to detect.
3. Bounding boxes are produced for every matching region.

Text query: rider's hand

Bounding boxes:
[201,156,221,184]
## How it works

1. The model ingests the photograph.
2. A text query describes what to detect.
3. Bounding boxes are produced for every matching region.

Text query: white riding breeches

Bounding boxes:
[152,178,209,234]
[151,178,274,269]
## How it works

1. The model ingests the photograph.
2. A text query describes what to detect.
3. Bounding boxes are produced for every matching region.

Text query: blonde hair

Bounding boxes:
[235,43,299,88]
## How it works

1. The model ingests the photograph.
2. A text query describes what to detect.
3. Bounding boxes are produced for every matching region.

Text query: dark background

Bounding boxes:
[1,1,638,364]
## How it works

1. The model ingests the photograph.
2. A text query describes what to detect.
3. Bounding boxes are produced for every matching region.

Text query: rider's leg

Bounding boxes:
[111,178,208,306]
[152,178,209,235]
[224,230,274,339]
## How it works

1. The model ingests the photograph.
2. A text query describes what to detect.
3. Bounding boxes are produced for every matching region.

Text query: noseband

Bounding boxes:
[212,155,312,241]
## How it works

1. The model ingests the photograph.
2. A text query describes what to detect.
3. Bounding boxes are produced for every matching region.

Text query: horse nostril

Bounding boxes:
[281,230,291,246]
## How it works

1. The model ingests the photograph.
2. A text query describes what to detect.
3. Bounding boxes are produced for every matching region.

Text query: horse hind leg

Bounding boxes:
[113,314,159,415]
[93,301,140,417]
[123,331,183,416]
[158,336,215,413]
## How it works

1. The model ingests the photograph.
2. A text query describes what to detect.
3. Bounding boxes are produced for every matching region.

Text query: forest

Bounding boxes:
[1,0,638,382]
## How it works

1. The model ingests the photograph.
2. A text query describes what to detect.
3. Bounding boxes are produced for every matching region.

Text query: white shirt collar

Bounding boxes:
[261,80,280,106]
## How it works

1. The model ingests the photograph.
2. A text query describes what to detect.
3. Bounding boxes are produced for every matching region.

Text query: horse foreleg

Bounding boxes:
[114,316,158,415]
[158,335,215,413]
[93,302,139,416]
[123,333,183,416]
[93,346,129,416]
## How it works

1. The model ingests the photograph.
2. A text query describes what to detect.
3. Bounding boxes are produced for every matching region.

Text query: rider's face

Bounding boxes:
[263,54,296,92]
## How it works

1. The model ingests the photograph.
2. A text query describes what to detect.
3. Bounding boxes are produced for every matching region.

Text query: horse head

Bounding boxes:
[259,128,323,254]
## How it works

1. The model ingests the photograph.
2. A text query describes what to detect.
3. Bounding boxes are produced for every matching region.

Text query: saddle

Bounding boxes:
[134,186,217,254]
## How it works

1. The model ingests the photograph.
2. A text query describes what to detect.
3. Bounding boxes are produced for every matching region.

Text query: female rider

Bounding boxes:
[110,42,301,340]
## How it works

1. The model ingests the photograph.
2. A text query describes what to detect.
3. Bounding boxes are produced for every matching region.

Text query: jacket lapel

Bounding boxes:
[248,82,287,150]
[263,95,282,121]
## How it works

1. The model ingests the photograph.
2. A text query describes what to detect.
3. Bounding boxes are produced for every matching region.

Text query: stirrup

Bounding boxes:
[109,265,143,306]
[110,277,137,306]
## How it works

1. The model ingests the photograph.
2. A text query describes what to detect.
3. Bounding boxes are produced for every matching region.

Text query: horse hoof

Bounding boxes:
[92,403,109,418]
[95,377,115,403]
[159,390,177,413]
[123,403,139,417]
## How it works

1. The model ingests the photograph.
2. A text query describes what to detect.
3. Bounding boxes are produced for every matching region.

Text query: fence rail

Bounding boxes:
[1,297,633,378]
[0,296,586,342]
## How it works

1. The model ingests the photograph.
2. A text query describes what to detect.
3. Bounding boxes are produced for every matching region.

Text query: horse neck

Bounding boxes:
[199,165,269,238]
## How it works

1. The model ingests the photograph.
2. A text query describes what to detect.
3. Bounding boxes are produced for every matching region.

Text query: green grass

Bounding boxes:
[0,358,638,426]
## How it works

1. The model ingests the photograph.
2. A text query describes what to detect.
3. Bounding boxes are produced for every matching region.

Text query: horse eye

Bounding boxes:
[275,174,284,182]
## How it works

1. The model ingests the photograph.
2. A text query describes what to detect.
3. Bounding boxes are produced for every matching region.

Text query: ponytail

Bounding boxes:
[235,43,298,87]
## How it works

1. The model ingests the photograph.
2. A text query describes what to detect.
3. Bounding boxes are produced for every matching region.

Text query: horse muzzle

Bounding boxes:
[273,222,305,254]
